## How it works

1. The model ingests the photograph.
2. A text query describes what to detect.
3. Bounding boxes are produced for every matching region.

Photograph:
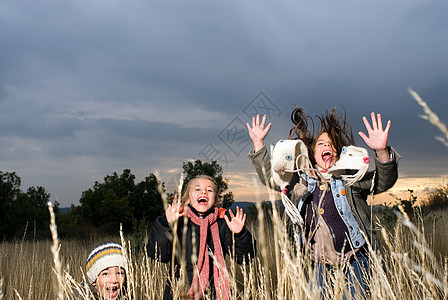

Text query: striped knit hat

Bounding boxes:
[86,243,128,284]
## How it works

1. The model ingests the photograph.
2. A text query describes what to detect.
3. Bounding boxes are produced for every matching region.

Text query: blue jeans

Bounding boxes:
[314,251,370,299]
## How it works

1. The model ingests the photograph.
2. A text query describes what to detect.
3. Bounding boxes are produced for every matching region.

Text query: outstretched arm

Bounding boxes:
[246,114,272,152]
[358,112,391,162]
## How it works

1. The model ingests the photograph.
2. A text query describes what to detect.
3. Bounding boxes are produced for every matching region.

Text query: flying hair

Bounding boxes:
[288,107,315,151]
[312,106,355,162]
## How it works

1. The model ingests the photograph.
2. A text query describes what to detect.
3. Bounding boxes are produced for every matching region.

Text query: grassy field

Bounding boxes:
[1,197,448,300]
[2,90,447,299]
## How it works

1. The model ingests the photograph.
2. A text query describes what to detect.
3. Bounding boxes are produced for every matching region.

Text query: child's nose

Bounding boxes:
[109,273,118,283]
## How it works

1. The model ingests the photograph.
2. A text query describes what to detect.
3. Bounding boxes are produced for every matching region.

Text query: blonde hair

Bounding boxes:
[181,175,219,205]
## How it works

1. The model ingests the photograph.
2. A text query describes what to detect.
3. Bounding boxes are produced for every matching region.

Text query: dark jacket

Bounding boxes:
[248,145,400,250]
[148,206,255,299]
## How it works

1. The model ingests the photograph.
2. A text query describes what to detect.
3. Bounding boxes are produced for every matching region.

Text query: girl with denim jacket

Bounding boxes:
[247,107,399,298]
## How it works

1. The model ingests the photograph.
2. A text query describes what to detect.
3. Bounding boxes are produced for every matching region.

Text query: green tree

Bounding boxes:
[182,160,234,208]
[424,184,448,210]
[76,170,132,233]
[12,186,53,239]
[99,190,133,232]
[65,169,164,238]
[79,188,103,225]
[0,171,53,240]
[0,171,21,232]
[129,173,164,223]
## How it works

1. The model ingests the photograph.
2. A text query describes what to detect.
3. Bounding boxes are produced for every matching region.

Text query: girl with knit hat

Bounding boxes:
[85,243,129,300]
[148,175,255,300]
[247,108,400,298]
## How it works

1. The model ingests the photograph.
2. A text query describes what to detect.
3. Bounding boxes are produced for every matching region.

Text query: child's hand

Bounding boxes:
[224,206,246,234]
[358,112,391,161]
[165,195,185,224]
[246,114,272,152]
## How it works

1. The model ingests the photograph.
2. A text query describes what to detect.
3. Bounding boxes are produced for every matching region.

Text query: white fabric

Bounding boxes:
[327,145,370,186]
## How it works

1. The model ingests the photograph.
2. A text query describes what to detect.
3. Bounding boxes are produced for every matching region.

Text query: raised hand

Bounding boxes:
[246,114,272,152]
[224,206,246,234]
[358,112,391,161]
[165,194,185,224]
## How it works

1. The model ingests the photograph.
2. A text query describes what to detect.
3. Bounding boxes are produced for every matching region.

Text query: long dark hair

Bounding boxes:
[288,106,354,165]
[288,106,315,145]
[312,106,355,160]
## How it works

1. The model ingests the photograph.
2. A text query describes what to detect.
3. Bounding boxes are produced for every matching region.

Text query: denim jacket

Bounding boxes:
[299,175,365,249]
[248,145,400,250]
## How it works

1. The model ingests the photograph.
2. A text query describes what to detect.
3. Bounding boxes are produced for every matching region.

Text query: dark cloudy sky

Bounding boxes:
[1,0,447,206]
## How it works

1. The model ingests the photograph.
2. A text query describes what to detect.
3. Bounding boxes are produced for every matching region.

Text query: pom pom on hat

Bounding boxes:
[86,243,128,284]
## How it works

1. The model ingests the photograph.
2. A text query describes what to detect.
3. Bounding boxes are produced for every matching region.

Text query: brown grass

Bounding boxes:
[2,91,447,299]
[1,188,448,299]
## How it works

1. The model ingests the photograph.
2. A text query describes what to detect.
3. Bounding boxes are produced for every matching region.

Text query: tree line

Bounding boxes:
[0,160,234,241]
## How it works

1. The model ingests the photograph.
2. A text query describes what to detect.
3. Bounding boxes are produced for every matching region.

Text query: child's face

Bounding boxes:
[314,132,337,170]
[93,266,126,300]
[186,178,216,213]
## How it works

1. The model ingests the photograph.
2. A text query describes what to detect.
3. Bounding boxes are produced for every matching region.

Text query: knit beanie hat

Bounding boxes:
[86,243,128,284]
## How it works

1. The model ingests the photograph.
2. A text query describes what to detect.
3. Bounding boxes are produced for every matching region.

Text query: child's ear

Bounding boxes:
[91,280,97,287]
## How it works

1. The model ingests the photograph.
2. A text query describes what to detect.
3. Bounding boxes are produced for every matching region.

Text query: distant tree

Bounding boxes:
[64,169,164,237]
[79,187,103,225]
[129,173,164,223]
[0,171,21,232]
[0,171,21,200]
[182,160,234,208]
[99,190,133,231]
[12,186,53,239]
[76,170,131,233]
[222,191,235,210]
[424,184,448,210]
[103,169,136,199]
[245,201,273,225]
[0,171,53,240]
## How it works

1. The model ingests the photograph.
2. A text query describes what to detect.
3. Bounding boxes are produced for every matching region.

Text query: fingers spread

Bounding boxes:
[376,113,383,129]
[370,112,378,129]
[362,116,372,132]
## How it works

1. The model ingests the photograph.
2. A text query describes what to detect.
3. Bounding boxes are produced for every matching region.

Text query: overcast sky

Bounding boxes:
[1,0,447,207]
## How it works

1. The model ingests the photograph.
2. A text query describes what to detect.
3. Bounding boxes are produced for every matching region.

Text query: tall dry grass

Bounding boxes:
[1,89,447,299]
[408,88,448,147]
[1,185,448,299]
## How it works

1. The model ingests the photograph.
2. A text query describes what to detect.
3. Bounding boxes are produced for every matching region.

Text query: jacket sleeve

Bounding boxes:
[147,214,173,263]
[248,146,281,192]
[221,217,256,264]
[233,226,256,264]
[356,146,401,195]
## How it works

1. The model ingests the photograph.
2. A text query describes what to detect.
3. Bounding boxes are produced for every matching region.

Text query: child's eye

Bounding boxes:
[207,189,213,193]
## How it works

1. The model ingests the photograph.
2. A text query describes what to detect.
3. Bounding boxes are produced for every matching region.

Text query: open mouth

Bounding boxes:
[321,150,334,163]
[197,197,208,204]
[105,286,119,298]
